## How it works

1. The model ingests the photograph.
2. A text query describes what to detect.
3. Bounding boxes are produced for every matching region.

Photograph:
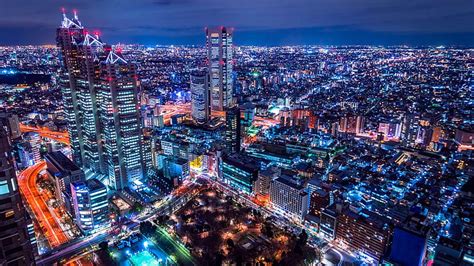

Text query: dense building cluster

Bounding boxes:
[0,10,472,266]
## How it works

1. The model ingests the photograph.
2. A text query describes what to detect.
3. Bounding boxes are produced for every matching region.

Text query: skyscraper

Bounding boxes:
[190,69,210,124]
[99,51,144,190]
[0,119,35,265]
[206,27,233,111]
[56,10,87,167]
[57,11,143,190]
[225,106,241,153]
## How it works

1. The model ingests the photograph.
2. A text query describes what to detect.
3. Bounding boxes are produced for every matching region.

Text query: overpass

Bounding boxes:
[19,123,70,145]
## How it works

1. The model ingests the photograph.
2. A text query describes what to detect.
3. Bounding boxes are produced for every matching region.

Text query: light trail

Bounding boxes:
[19,123,70,145]
[18,162,70,248]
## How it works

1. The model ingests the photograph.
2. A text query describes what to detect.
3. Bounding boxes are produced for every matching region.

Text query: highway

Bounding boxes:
[19,123,70,145]
[18,162,70,248]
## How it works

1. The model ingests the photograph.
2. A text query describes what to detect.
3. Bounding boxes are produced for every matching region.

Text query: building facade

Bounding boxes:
[57,12,144,190]
[221,154,258,194]
[206,27,233,111]
[336,209,393,262]
[0,123,35,265]
[269,176,309,222]
[225,106,241,153]
[190,69,210,124]
[45,151,85,205]
[71,178,109,233]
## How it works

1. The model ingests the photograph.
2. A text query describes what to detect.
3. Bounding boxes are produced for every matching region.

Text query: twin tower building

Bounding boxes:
[58,11,234,190]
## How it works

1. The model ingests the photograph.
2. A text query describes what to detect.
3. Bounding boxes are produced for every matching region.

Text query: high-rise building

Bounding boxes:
[225,106,241,153]
[190,69,210,124]
[0,122,35,265]
[57,12,143,190]
[71,178,109,234]
[98,49,144,190]
[206,27,233,111]
[56,11,90,168]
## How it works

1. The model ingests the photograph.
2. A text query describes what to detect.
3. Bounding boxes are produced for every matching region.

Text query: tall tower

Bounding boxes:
[225,106,241,153]
[99,49,144,190]
[0,119,35,265]
[57,10,86,167]
[57,11,143,190]
[206,27,233,111]
[190,69,210,124]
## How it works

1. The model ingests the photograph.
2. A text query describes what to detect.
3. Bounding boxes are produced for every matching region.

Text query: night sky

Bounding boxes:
[0,0,473,46]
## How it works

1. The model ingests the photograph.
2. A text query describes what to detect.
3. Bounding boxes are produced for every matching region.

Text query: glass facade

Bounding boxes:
[71,178,109,233]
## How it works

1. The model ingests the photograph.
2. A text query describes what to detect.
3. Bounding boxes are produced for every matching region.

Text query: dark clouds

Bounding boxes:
[0,0,473,45]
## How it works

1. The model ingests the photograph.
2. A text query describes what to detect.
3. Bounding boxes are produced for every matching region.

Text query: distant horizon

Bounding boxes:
[1,0,473,47]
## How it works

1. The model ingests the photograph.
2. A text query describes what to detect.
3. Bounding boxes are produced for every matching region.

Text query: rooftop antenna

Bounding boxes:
[61,7,66,19]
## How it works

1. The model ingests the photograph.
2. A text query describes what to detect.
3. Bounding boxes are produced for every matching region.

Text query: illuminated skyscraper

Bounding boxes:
[57,11,143,190]
[0,119,35,265]
[225,106,241,153]
[98,50,144,190]
[56,10,87,167]
[206,27,233,111]
[190,69,210,124]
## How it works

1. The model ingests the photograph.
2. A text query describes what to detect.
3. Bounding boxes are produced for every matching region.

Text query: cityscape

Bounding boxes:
[0,1,473,266]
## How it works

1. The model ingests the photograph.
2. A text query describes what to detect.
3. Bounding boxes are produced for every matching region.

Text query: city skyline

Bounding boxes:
[0,0,473,46]
[0,3,472,265]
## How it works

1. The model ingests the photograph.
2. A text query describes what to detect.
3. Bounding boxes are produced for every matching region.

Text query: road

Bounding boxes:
[19,124,70,145]
[36,178,204,265]
[18,162,70,248]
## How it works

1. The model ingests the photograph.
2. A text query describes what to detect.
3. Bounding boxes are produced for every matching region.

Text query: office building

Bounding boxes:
[241,102,255,133]
[98,51,144,190]
[45,151,85,205]
[206,27,233,111]
[190,69,210,124]
[0,123,35,265]
[225,106,241,153]
[71,178,109,233]
[269,175,309,222]
[57,12,144,190]
[221,153,259,194]
[455,127,474,146]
